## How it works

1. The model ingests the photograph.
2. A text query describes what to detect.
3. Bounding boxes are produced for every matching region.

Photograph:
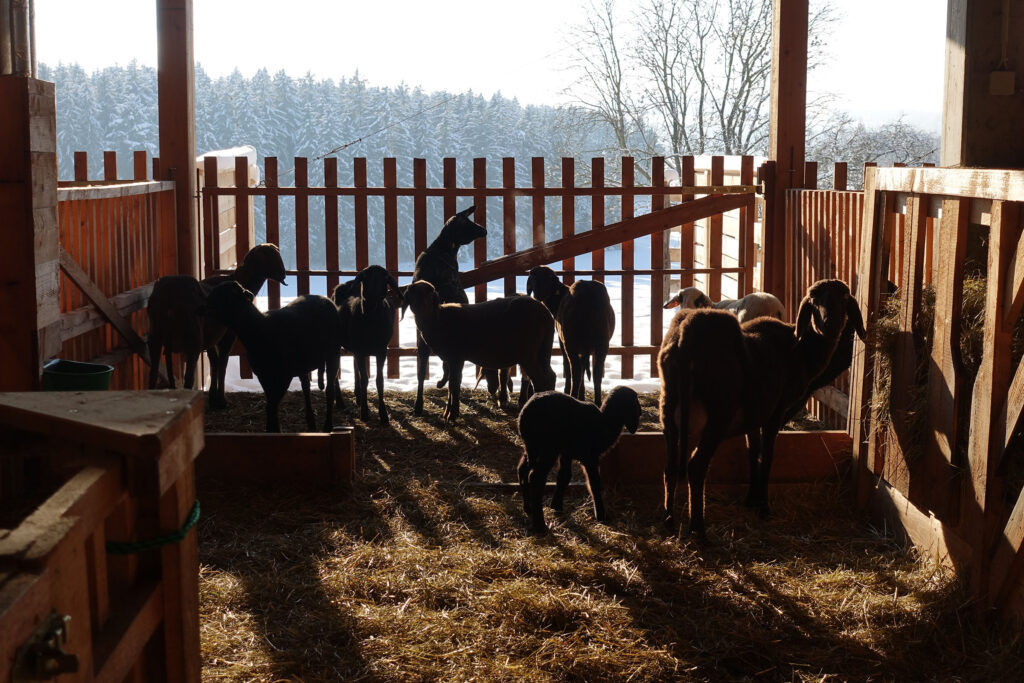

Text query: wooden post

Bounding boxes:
[157,0,195,277]
[765,0,808,300]
[0,75,60,390]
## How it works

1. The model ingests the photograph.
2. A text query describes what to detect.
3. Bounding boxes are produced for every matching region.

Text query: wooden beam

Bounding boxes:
[157,0,195,277]
[764,0,808,299]
[58,247,152,366]
[460,193,752,288]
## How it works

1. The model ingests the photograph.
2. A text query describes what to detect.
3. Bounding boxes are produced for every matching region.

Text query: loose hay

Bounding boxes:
[198,389,1024,681]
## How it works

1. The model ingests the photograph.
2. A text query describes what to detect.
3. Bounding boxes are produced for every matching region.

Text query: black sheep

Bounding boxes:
[517,386,641,534]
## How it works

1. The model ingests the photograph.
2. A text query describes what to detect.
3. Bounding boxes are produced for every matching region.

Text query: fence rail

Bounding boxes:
[201,155,759,382]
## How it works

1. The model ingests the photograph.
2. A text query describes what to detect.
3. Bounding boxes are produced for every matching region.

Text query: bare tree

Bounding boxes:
[566,0,836,177]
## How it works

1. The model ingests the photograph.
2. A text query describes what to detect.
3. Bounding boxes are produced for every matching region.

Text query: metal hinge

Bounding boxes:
[11,610,79,682]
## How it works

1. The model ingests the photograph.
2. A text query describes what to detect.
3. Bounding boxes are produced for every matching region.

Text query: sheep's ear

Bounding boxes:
[795,296,813,340]
[526,277,535,297]
[663,297,679,310]
[243,288,255,303]
[847,296,867,340]
[458,205,475,218]
[386,272,399,291]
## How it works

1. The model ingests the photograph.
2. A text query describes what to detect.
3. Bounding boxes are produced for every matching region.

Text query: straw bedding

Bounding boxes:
[198,389,1024,681]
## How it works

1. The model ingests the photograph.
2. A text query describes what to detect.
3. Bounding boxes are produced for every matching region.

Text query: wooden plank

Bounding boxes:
[740,156,755,295]
[104,150,118,181]
[707,156,724,301]
[472,158,488,302]
[202,156,218,276]
[74,150,89,180]
[591,157,605,283]
[561,158,576,286]
[923,198,969,518]
[234,155,251,267]
[295,157,310,297]
[443,158,457,221]
[873,166,1024,201]
[264,158,281,310]
[679,157,695,290]
[870,479,972,572]
[461,193,752,288]
[964,200,1017,608]
[650,158,665,378]
[621,157,635,379]
[60,282,153,341]
[1005,216,1024,327]
[532,157,545,247]
[58,247,153,368]
[198,429,357,486]
[57,181,177,202]
[834,162,848,191]
[502,158,516,296]
[156,472,201,682]
[601,430,851,489]
[324,157,340,295]
[413,158,428,260]
[812,385,849,420]
[385,158,400,378]
[354,158,368,272]
[93,582,164,683]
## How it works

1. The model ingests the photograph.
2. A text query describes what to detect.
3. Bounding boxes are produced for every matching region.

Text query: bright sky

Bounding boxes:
[35,0,946,128]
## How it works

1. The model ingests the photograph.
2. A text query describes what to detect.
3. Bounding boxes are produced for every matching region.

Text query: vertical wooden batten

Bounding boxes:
[157,0,195,277]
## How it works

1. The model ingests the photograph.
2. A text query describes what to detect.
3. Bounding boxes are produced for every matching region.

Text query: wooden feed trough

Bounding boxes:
[0,391,203,682]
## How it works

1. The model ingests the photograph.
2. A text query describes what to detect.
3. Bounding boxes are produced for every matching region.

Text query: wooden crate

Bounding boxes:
[197,429,357,488]
[0,390,204,682]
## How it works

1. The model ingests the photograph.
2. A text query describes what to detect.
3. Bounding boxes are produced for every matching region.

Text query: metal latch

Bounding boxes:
[11,611,79,682]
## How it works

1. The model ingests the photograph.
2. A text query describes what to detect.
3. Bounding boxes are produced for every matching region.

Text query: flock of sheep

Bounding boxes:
[145,206,864,538]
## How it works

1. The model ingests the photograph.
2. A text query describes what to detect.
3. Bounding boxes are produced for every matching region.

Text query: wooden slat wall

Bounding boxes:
[846,165,1024,619]
[200,155,758,382]
[57,151,177,390]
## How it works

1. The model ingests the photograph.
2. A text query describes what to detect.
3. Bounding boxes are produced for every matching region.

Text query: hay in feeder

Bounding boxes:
[197,388,1024,681]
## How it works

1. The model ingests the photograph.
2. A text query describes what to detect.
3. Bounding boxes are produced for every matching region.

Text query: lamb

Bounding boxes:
[399,280,557,422]
[203,280,342,433]
[411,205,488,416]
[332,265,399,424]
[517,386,641,534]
[146,243,287,407]
[659,279,865,540]
[526,266,616,404]
[663,286,785,323]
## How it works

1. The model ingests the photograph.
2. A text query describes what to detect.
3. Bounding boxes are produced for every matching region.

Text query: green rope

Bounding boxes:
[105,500,201,555]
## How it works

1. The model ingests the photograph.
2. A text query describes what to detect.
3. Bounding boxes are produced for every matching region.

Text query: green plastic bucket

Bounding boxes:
[42,359,114,391]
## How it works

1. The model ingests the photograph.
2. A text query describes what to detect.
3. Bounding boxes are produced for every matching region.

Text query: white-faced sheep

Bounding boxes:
[399,280,556,422]
[332,265,399,424]
[663,286,785,323]
[526,266,616,404]
[411,206,488,416]
[517,386,641,534]
[203,281,342,433]
[146,243,287,406]
[659,279,865,540]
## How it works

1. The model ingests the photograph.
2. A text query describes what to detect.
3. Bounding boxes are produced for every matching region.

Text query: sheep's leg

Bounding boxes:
[497,367,510,408]
[570,353,587,401]
[663,420,681,527]
[263,380,288,433]
[560,341,570,394]
[183,352,199,390]
[527,457,554,534]
[414,335,429,416]
[685,427,725,540]
[323,357,338,433]
[550,455,572,512]
[356,355,370,421]
[443,359,464,422]
[299,373,317,432]
[375,351,388,425]
[754,424,782,517]
[593,349,607,406]
[581,458,606,523]
[163,345,176,389]
[208,333,235,409]
[743,428,763,509]
[517,450,534,514]
[147,336,163,389]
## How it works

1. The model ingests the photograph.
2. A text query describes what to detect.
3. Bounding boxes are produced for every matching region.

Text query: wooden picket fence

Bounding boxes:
[201,155,759,382]
[56,151,177,389]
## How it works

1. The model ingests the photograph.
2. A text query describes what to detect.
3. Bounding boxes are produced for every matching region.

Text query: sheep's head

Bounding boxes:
[332,279,359,306]
[398,280,441,320]
[242,243,288,285]
[438,205,486,248]
[795,279,865,343]
[663,287,712,311]
[602,385,642,434]
[354,265,399,314]
[525,266,560,300]
[204,280,255,323]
